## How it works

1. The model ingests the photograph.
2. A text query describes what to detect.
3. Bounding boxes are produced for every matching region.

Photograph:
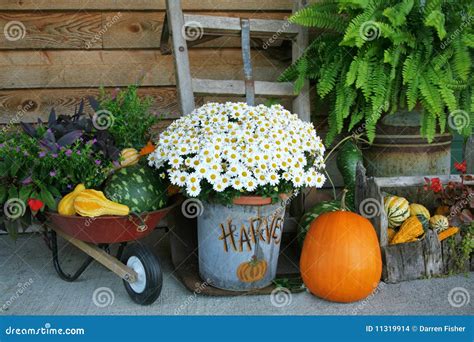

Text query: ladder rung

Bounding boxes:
[192,79,296,97]
[183,14,298,39]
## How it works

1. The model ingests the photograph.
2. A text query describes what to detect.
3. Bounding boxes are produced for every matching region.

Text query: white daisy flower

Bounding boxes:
[151,102,325,197]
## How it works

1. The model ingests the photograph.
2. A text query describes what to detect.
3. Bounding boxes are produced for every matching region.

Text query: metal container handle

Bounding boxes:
[128,212,149,233]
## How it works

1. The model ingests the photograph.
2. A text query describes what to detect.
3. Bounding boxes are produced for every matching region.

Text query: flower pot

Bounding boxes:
[197,198,286,291]
[364,110,452,177]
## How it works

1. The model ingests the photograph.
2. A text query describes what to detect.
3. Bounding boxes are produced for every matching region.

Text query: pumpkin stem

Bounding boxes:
[340,189,348,211]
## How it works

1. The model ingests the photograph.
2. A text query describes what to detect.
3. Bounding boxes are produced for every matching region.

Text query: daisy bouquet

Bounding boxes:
[148,102,326,203]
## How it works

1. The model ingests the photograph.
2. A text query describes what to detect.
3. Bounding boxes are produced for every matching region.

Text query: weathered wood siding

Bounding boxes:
[0,1,309,123]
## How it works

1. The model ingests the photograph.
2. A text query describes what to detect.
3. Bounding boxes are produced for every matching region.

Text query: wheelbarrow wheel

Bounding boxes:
[121,243,162,305]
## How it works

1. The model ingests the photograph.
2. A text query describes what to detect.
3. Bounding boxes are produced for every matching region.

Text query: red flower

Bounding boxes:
[429,177,443,193]
[454,160,467,174]
[27,198,44,212]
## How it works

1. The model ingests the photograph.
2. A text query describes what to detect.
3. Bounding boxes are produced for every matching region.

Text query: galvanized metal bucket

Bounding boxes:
[364,110,452,177]
[197,199,286,291]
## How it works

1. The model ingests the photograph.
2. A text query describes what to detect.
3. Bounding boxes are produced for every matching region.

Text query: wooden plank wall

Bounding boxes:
[0,0,337,196]
[0,0,314,124]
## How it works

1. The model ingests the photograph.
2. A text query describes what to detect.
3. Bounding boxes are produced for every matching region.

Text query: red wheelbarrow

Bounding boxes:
[45,204,175,305]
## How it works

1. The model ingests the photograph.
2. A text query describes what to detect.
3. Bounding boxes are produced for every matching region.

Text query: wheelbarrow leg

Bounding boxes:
[116,242,127,260]
[51,230,94,282]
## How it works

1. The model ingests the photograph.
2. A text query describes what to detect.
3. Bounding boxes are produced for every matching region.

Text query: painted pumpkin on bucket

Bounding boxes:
[236,257,267,283]
[300,194,382,302]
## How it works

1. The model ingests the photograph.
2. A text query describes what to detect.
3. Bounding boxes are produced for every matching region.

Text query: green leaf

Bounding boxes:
[383,0,414,27]
[290,4,346,33]
[0,161,9,178]
[8,186,18,200]
[462,34,474,48]
[39,188,56,211]
[9,161,21,178]
[19,185,33,203]
[0,184,7,204]
[4,220,19,240]
[47,185,61,199]
[424,10,446,40]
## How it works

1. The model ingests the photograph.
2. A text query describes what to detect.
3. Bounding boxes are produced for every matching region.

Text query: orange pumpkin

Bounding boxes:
[236,257,267,283]
[300,192,382,303]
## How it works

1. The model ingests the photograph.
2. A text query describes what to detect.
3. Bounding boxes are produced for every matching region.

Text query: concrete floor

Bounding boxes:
[0,231,472,315]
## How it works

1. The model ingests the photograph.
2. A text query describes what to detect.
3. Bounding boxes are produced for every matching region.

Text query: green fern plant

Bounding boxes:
[281,0,473,145]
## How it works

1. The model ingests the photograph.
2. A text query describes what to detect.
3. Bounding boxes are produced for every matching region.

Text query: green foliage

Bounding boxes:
[98,86,159,150]
[447,223,473,275]
[280,0,473,145]
[0,129,113,239]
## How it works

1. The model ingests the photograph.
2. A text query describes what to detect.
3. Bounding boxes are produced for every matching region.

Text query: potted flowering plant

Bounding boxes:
[424,161,474,227]
[0,105,116,238]
[149,102,326,290]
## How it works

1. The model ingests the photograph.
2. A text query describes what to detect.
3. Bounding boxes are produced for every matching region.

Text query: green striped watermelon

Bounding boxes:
[104,164,168,213]
[297,200,340,247]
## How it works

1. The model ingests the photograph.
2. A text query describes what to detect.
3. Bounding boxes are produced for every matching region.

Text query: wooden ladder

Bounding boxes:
[160,0,310,121]
[160,0,310,269]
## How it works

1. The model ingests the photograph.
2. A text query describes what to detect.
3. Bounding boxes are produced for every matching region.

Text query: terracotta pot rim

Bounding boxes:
[232,193,292,206]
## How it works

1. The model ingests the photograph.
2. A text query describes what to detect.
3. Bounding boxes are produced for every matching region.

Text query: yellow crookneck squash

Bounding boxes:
[74,189,129,217]
[438,227,460,241]
[390,215,427,245]
[58,184,86,216]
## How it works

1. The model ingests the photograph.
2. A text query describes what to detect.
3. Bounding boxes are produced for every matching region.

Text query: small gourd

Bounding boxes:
[390,215,427,245]
[429,215,449,233]
[387,228,396,243]
[409,203,430,220]
[74,189,129,217]
[435,206,450,216]
[384,195,410,228]
[438,226,459,241]
[58,184,86,216]
[120,148,140,167]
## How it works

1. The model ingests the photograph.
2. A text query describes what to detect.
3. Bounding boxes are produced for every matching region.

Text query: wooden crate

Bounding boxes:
[354,162,473,283]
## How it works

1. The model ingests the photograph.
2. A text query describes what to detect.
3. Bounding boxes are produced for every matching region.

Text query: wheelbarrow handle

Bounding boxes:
[128,212,149,233]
